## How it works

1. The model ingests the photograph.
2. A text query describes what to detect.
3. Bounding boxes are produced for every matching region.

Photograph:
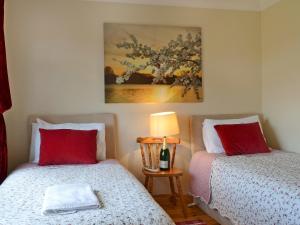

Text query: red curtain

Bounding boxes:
[0,0,11,183]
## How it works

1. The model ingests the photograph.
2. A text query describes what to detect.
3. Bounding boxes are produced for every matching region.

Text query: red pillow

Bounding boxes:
[214,122,270,156]
[39,129,98,166]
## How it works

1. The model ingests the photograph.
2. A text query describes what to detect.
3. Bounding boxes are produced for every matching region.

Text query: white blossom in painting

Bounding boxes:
[114,32,202,99]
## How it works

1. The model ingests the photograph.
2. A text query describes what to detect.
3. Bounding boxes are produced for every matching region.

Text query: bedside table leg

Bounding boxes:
[175,176,187,218]
[148,177,153,194]
[144,176,149,190]
[168,177,176,205]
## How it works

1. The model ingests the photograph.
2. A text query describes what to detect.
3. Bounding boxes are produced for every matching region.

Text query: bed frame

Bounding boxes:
[28,113,117,159]
[189,113,264,225]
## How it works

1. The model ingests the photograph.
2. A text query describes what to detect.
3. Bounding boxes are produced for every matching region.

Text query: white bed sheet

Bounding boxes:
[0,160,174,225]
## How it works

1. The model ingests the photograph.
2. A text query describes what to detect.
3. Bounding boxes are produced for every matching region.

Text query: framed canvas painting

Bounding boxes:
[104,23,203,103]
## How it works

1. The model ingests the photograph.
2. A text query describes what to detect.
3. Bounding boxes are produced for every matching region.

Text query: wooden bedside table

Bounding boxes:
[137,137,187,218]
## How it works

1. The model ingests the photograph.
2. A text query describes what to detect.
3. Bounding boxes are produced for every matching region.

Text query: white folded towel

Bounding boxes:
[42,183,100,215]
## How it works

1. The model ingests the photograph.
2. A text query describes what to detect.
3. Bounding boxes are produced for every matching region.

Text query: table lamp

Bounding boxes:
[150,111,180,138]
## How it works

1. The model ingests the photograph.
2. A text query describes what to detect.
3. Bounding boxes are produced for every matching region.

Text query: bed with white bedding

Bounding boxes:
[209,150,300,225]
[0,113,174,225]
[0,160,173,225]
[189,114,300,225]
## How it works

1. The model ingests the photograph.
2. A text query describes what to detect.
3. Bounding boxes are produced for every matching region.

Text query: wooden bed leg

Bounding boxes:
[175,176,187,218]
[187,202,197,208]
[187,196,197,207]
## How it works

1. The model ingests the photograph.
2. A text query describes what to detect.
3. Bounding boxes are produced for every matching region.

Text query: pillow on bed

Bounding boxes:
[202,115,264,153]
[29,123,39,162]
[29,119,106,163]
[214,122,270,156]
[39,129,98,166]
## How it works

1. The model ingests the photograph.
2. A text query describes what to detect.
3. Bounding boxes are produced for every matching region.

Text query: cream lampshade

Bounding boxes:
[150,112,179,137]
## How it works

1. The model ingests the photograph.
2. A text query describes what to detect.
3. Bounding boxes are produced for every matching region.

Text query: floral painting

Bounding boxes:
[104,23,203,103]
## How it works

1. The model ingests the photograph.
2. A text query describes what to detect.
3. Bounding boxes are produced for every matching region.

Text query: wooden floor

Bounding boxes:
[154,195,220,225]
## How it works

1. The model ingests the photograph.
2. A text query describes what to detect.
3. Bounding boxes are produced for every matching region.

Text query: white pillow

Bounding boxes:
[29,119,106,163]
[29,123,39,162]
[202,115,264,154]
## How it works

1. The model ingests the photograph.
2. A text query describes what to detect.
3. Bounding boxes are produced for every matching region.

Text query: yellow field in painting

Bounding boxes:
[105,84,203,103]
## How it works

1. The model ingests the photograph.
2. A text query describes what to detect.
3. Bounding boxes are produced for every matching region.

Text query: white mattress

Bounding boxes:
[0,160,174,225]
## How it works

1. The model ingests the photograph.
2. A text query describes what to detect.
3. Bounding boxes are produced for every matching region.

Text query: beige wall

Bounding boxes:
[262,0,300,153]
[5,0,262,193]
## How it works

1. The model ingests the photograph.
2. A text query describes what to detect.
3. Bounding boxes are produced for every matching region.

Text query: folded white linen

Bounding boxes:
[42,183,100,215]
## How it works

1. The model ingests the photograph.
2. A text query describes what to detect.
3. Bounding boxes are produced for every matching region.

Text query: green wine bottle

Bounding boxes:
[160,136,170,171]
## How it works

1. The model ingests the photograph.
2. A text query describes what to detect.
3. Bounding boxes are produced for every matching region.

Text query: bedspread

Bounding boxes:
[209,151,300,225]
[0,160,174,225]
[189,151,218,203]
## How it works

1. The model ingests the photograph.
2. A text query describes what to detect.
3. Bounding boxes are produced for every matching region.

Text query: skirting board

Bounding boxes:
[194,197,233,225]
